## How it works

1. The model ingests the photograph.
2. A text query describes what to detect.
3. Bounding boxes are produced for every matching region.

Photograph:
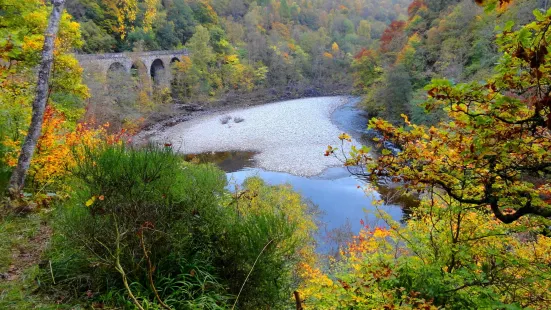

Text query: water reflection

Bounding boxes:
[183,100,418,253]
[184,151,258,173]
[183,150,410,253]
[331,98,418,217]
[226,167,403,253]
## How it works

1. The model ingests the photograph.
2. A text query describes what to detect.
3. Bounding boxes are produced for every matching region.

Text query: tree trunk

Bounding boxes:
[293,291,303,310]
[7,0,66,196]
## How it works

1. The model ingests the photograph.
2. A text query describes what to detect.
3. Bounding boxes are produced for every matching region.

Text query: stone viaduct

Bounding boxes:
[75,49,189,88]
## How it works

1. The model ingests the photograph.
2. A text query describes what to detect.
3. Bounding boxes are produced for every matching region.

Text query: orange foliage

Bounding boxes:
[3,106,131,194]
[173,56,193,74]
[475,0,512,7]
[271,22,290,39]
[380,21,406,53]
[354,47,375,60]
[407,0,427,17]
[347,226,390,254]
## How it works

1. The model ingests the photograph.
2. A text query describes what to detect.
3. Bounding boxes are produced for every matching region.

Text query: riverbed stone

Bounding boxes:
[154,96,361,176]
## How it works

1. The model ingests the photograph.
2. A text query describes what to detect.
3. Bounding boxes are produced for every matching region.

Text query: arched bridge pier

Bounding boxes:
[76,49,189,89]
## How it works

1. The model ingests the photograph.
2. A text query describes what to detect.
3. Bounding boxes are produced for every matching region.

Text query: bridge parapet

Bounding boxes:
[75,49,189,61]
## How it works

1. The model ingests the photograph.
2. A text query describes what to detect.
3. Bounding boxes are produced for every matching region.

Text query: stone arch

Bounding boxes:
[130,60,151,92]
[107,62,126,77]
[170,57,180,64]
[131,60,147,79]
[106,61,135,106]
[106,62,127,89]
[150,59,166,85]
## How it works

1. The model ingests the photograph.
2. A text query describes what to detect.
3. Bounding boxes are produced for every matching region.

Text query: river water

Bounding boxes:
[180,98,412,253]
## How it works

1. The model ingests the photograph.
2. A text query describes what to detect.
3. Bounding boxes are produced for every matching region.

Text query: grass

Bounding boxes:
[0,213,68,309]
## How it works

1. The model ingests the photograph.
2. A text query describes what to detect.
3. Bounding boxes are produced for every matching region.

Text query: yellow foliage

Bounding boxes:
[224,54,240,65]
[143,0,159,32]
[2,106,129,195]
[300,193,551,309]
[331,42,339,54]
[174,56,193,73]
[396,32,420,65]
[103,0,138,39]
[234,177,318,284]
[1,0,89,195]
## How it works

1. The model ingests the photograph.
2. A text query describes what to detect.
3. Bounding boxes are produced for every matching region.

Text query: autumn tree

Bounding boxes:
[357,20,372,42]
[143,0,160,32]
[340,8,551,223]
[379,20,407,54]
[351,48,381,92]
[331,41,340,57]
[314,8,551,309]
[107,0,138,39]
[184,25,218,95]
[7,0,67,195]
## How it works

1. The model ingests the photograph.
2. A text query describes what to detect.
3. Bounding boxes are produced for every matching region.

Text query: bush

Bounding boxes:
[300,199,551,309]
[233,116,245,123]
[219,177,318,309]
[42,144,316,309]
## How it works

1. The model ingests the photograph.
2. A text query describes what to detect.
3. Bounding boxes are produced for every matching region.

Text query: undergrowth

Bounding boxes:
[38,144,316,309]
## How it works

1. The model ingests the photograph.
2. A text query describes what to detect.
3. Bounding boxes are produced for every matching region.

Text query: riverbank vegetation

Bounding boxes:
[351,0,547,125]
[41,144,317,309]
[1,0,551,309]
[319,2,551,308]
[1,142,318,308]
[65,0,411,128]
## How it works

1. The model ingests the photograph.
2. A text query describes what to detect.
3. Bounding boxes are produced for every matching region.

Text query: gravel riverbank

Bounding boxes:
[152,96,360,176]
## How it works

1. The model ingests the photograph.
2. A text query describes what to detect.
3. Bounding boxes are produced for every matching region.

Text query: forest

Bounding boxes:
[1,0,551,309]
[65,0,409,129]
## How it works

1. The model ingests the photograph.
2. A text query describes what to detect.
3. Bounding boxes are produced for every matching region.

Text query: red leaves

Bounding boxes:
[137,221,155,237]
[141,221,155,230]
[407,0,426,17]
[534,96,551,129]
[427,87,449,100]
[380,21,406,53]
[529,44,548,69]
[512,44,548,69]
[485,83,497,93]
[354,48,375,60]
[337,279,351,290]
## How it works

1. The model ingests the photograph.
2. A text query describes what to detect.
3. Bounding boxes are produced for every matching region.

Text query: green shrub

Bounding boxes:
[0,130,11,193]
[43,144,228,307]
[42,145,316,309]
[219,177,318,309]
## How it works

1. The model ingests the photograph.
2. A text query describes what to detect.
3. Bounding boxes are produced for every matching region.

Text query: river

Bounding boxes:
[155,96,412,253]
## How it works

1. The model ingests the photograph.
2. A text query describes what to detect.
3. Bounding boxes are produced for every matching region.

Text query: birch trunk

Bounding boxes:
[8,0,66,196]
